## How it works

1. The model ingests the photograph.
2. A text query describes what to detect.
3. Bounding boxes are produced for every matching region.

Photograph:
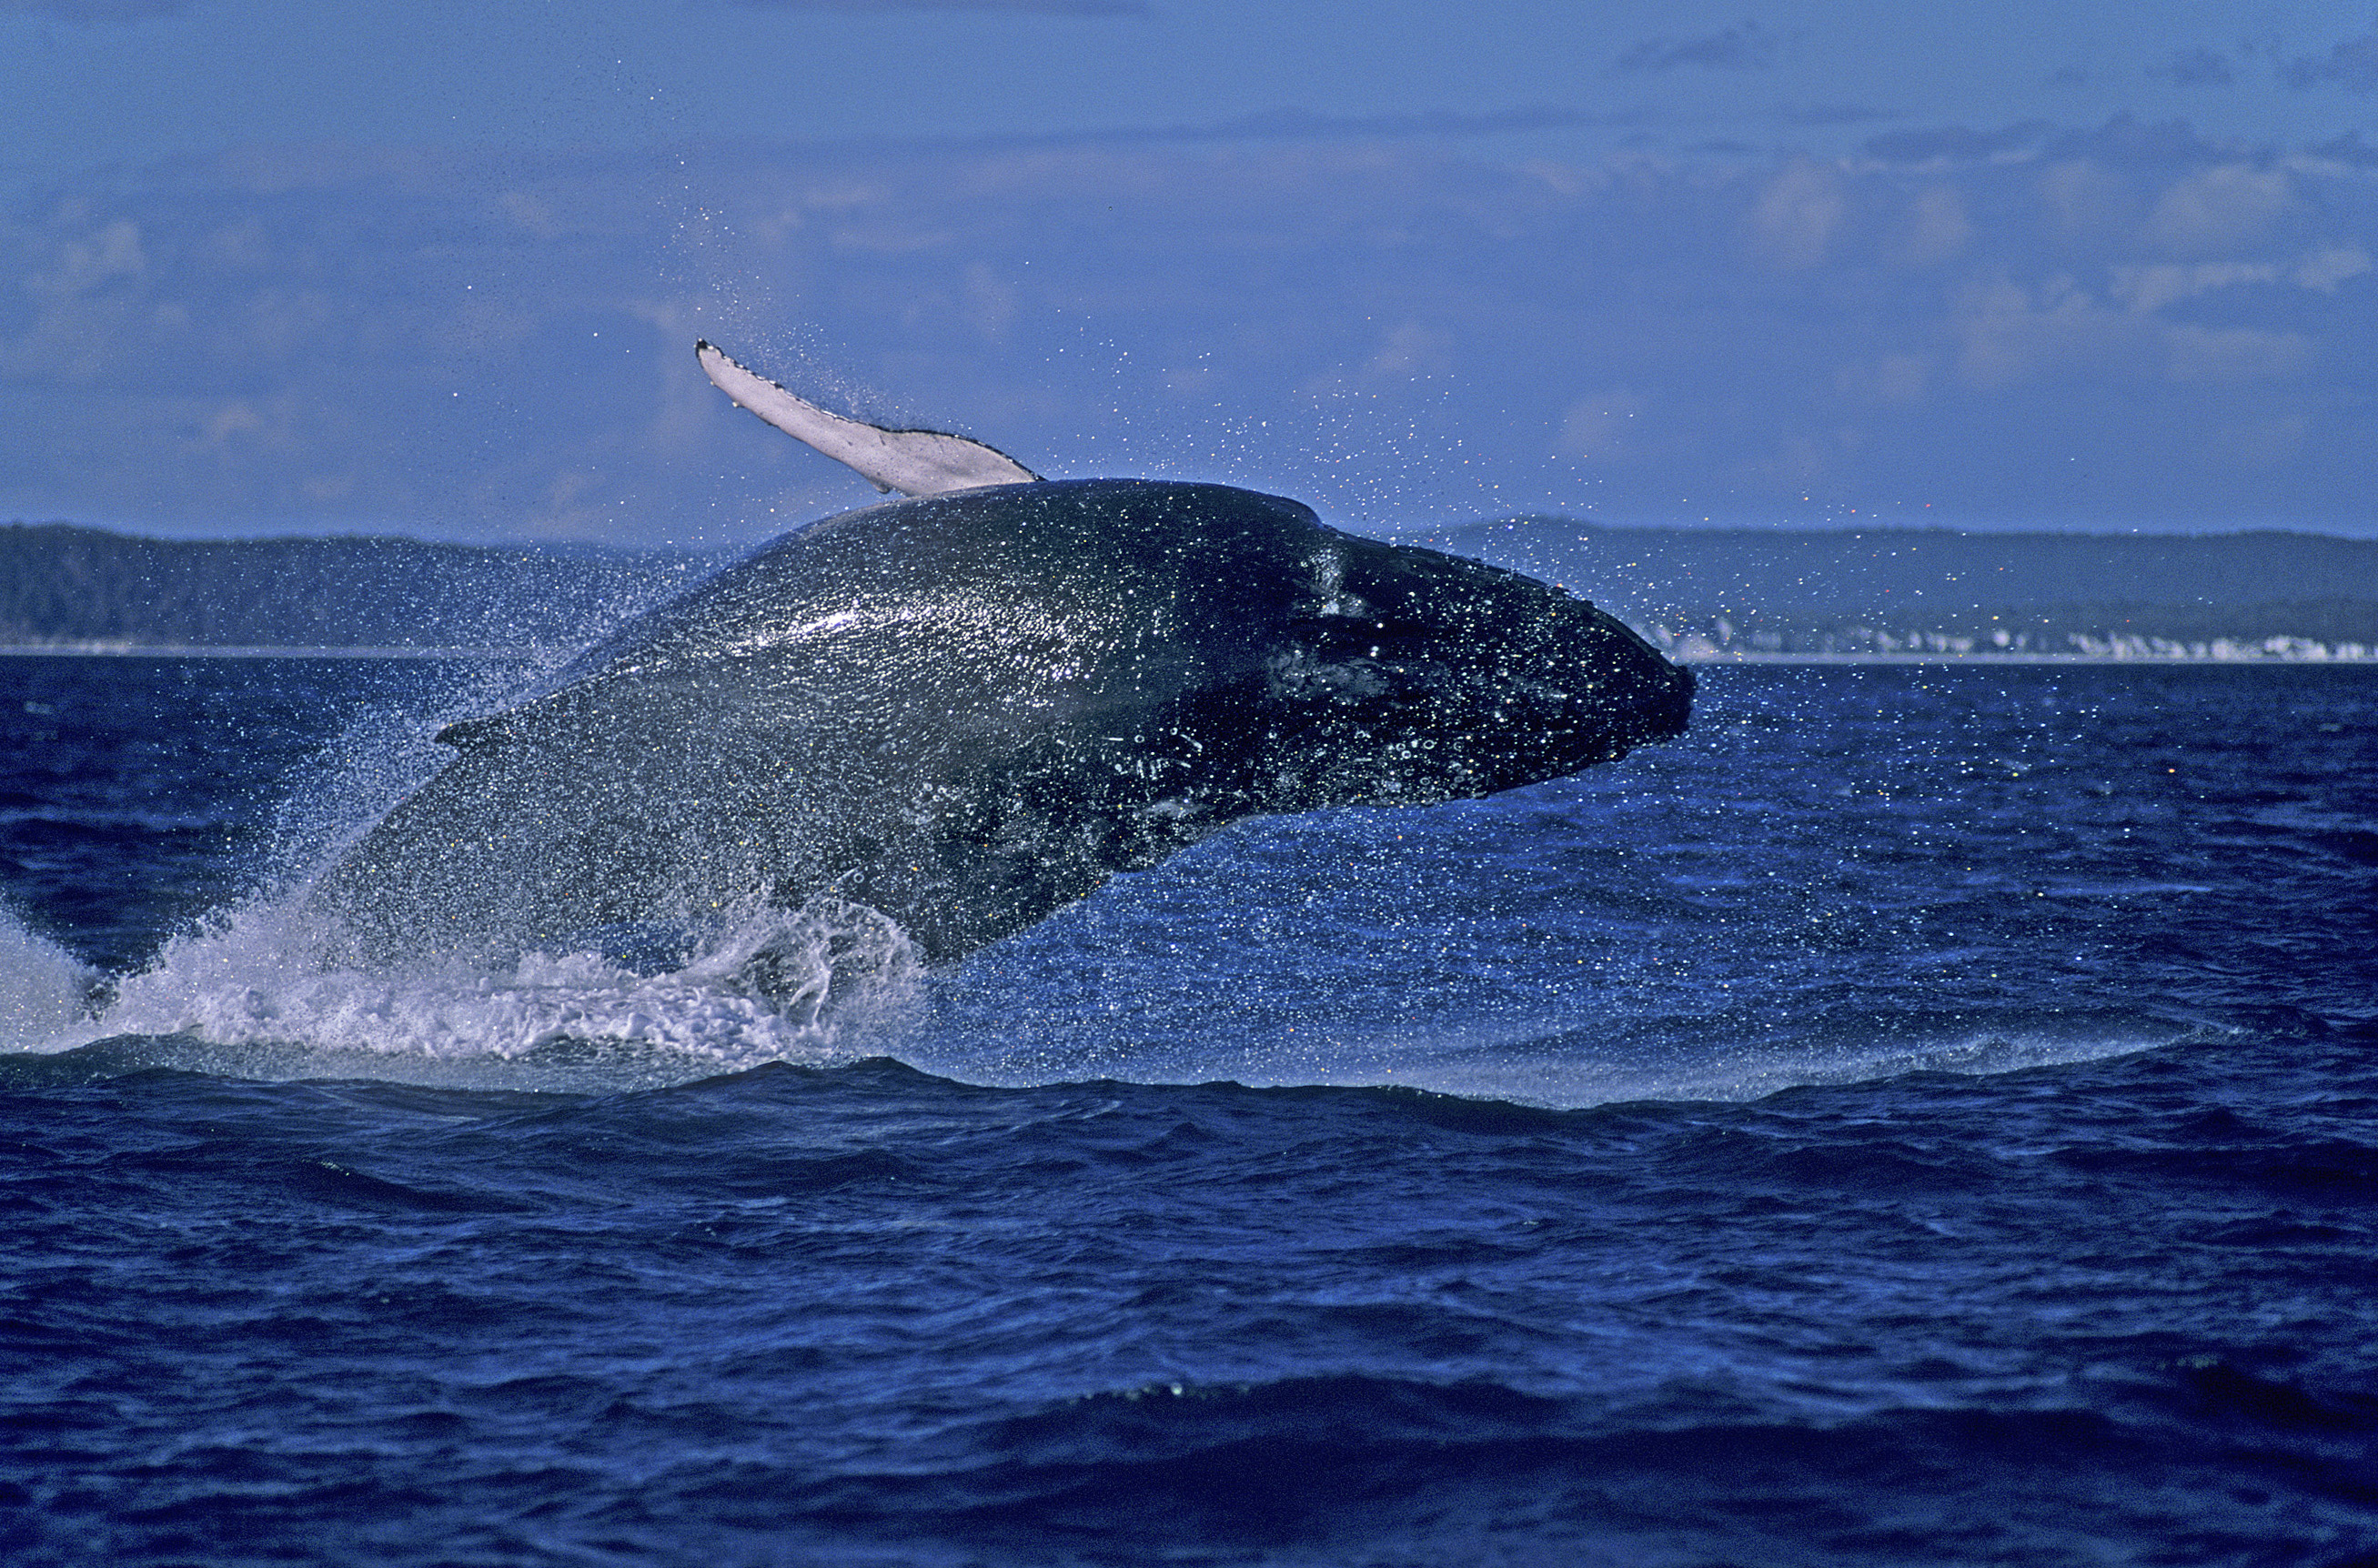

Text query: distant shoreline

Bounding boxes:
[0,645,527,659]
[1673,650,2378,667]
[12,521,2373,668]
[5,644,2373,668]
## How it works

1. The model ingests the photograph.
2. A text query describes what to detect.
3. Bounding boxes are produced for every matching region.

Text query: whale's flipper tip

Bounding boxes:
[695,340,1042,498]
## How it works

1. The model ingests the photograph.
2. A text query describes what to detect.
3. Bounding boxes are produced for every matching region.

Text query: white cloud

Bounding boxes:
[1952,273,2151,389]
[196,395,305,457]
[26,215,145,300]
[1748,158,1846,268]
[1555,390,1646,461]
[1899,186,1972,266]
[2294,245,2373,290]
[2146,164,2294,254]
[2109,247,2370,314]
[2110,261,2277,314]
[5,128,2374,538]
[5,215,151,386]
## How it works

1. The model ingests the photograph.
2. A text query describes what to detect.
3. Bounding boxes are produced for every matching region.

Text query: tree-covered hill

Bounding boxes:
[1421,518,2378,654]
[1,524,706,650]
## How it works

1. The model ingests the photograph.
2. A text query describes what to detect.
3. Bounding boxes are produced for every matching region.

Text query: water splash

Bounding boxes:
[0,907,100,1054]
[14,892,921,1088]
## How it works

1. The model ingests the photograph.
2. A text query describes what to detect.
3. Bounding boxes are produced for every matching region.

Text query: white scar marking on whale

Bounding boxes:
[600,593,1081,675]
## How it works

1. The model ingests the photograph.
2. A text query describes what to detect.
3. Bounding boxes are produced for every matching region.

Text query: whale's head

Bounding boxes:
[1236,525,1694,811]
[887,479,1697,890]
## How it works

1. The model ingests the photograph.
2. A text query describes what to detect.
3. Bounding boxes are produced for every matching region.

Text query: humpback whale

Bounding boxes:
[315,346,1693,964]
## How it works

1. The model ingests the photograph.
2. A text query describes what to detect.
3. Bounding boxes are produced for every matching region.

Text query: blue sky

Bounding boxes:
[3,0,2374,544]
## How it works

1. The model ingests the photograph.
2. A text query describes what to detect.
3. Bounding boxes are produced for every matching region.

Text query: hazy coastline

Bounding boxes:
[8,518,2373,664]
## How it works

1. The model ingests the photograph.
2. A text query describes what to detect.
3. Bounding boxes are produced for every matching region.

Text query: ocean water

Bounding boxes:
[3,651,2374,1566]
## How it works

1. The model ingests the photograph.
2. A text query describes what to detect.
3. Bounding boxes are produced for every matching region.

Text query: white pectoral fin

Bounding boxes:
[696,340,1041,498]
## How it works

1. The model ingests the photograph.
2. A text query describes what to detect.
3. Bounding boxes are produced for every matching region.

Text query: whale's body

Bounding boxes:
[318,477,1692,963]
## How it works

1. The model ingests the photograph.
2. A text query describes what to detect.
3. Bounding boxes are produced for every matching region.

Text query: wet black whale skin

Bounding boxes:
[319,479,1693,961]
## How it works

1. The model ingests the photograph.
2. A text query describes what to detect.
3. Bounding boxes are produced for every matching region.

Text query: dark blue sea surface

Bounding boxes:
[3,653,2375,1565]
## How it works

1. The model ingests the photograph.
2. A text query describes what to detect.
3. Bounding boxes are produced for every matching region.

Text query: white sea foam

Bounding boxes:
[34,892,921,1081]
[0,908,99,1053]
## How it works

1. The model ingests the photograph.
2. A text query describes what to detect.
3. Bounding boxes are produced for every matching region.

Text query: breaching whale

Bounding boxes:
[314,344,1693,964]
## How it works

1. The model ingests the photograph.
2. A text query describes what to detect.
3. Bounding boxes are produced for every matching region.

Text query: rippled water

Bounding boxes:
[4,654,2374,1565]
